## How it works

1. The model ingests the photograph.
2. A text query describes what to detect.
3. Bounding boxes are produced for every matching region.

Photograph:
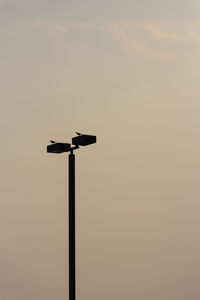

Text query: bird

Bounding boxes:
[76,132,82,136]
[50,140,56,144]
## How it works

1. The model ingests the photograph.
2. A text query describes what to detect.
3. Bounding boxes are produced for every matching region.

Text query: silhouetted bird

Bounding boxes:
[76,132,82,136]
[50,140,56,144]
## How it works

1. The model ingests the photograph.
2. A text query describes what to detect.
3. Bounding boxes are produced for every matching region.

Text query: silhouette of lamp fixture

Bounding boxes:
[46,133,97,300]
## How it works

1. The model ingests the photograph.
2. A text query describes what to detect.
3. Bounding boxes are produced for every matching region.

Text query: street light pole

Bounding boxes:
[69,151,75,300]
[47,134,96,300]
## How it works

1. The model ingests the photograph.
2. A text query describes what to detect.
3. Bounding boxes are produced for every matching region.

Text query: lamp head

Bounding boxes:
[47,142,71,154]
[72,134,96,146]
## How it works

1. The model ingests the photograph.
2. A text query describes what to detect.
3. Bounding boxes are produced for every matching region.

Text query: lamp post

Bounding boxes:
[46,134,96,300]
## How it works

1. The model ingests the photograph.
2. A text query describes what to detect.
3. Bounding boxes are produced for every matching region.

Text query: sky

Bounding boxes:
[1,1,200,300]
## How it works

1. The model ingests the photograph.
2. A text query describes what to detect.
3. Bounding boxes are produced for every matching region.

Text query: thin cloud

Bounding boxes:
[146,23,186,41]
[36,19,200,60]
[37,19,92,47]
[104,21,200,60]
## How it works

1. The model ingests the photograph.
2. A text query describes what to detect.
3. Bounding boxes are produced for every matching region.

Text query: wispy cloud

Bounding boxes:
[105,21,200,59]
[36,19,200,60]
[145,23,186,41]
[37,19,91,47]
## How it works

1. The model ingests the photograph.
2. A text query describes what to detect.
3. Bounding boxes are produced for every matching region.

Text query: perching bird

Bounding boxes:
[50,140,56,144]
[76,132,82,136]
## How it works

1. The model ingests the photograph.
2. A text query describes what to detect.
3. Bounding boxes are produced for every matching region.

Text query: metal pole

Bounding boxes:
[69,152,75,300]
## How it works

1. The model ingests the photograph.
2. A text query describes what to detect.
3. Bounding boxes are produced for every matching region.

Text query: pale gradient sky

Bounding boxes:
[1,1,200,300]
